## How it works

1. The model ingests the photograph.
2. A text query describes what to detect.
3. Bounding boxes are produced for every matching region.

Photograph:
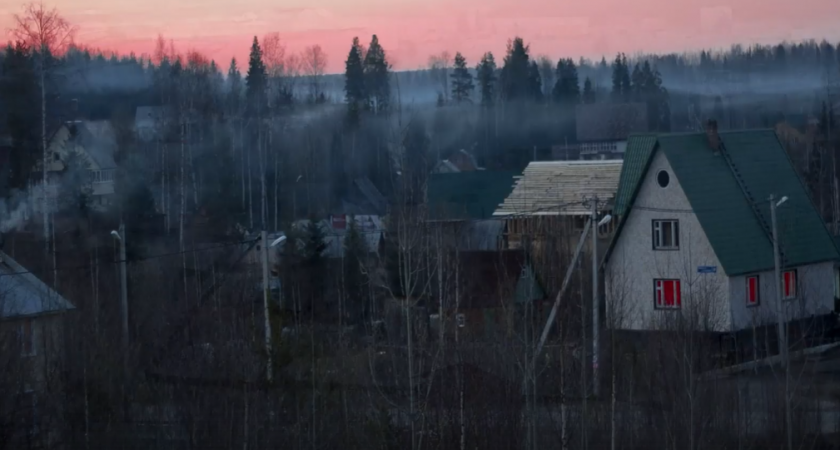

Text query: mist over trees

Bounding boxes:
[1,2,840,449]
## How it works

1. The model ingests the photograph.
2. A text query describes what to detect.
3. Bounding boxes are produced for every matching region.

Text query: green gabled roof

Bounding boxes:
[613,134,657,217]
[605,130,840,276]
[427,171,519,220]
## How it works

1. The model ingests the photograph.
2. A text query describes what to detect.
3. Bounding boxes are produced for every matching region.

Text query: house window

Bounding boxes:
[652,220,679,250]
[18,320,35,357]
[782,270,797,300]
[654,279,681,309]
[746,275,760,306]
[456,313,465,328]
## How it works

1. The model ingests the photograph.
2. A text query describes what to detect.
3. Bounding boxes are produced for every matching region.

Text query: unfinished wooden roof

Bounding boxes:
[494,160,623,216]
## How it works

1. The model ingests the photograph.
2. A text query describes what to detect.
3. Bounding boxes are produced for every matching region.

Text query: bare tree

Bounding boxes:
[427,52,452,103]
[11,2,76,250]
[302,45,328,102]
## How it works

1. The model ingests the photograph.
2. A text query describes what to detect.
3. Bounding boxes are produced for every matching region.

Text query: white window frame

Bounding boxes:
[654,279,681,309]
[652,220,680,250]
[782,269,797,300]
[746,275,760,307]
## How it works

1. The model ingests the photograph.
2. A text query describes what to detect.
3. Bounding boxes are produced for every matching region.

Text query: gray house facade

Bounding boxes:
[604,125,839,333]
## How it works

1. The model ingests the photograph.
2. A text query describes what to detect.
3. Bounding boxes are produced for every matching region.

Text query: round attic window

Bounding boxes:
[657,170,670,188]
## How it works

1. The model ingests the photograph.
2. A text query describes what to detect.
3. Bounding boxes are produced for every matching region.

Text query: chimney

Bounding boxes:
[706,119,720,152]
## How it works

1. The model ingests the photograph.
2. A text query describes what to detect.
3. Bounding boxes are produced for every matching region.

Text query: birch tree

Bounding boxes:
[11,2,76,250]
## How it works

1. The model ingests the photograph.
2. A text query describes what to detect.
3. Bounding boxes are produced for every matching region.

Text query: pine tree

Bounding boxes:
[610,53,631,102]
[344,37,366,126]
[582,77,596,104]
[245,36,267,115]
[630,63,644,101]
[363,35,390,114]
[552,58,580,106]
[226,58,242,111]
[330,131,347,207]
[500,37,532,102]
[476,52,497,107]
[450,52,474,103]
[527,61,543,102]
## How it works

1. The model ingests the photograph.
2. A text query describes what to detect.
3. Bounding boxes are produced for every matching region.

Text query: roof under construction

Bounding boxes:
[493,160,623,216]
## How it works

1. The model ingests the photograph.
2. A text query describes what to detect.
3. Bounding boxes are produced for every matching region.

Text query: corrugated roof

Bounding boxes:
[427,171,518,220]
[494,160,623,216]
[0,252,75,318]
[604,129,839,276]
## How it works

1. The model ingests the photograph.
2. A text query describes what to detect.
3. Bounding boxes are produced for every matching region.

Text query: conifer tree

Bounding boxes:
[630,63,644,101]
[582,76,596,104]
[245,36,267,115]
[610,53,632,102]
[344,37,366,126]
[450,52,474,103]
[500,37,532,102]
[552,58,580,106]
[476,52,497,107]
[527,60,543,102]
[226,58,242,110]
[363,35,390,114]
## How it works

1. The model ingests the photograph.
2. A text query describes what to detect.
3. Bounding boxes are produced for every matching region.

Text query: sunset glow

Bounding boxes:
[2,0,840,72]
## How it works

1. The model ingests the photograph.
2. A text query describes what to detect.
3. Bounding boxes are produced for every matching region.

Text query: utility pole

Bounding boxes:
[591,197,600,398]
[769,194,792,450]
[111,222,129,420]
[262,230,274,382]
[116,223,128,373]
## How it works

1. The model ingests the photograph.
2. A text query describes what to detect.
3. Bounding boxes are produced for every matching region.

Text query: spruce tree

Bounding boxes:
[226,58,243,112]
[610,53,632,102]
[344,37,366,126]
[630,63,644,101]
[450,52,474,103]
[527,61,543,102]
[552,58,580,106]
[245,36,267,115]
[363,35,390,114]
[582,77,596,104]
[500,37,532,102]
[476,52,497,107]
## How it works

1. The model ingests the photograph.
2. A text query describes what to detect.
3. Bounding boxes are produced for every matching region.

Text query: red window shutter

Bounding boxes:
[663,280,675,306]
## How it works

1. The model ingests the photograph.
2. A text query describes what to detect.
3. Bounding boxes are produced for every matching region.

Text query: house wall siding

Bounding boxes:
[605,150,732,332]
[728,260,835,330]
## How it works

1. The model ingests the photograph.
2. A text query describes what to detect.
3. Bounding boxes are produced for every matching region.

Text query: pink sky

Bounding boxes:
[2,0,840,73]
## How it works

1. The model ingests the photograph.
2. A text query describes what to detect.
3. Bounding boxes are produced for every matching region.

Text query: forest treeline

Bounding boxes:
[1,4,840,450]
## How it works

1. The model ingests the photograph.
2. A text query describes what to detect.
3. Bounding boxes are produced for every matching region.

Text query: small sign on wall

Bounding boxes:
[697,266,717,274]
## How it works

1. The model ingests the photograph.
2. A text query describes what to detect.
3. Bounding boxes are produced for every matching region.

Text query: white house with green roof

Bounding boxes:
[603,123,839,333]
